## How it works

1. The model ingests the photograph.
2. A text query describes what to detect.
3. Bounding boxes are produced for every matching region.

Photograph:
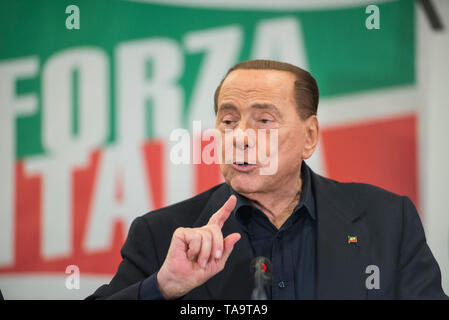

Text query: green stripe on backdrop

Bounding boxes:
[0,0,414,158]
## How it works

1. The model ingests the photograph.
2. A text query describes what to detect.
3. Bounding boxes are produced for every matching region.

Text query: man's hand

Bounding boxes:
[156,195,241,299]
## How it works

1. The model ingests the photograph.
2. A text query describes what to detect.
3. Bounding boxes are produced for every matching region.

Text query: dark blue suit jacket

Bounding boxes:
[87,169,448,299]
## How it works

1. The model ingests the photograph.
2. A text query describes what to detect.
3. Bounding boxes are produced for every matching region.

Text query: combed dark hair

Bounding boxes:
[214,59,319,119]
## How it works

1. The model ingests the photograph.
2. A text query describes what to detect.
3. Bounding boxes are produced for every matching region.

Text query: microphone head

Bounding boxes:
[250,256,272,280]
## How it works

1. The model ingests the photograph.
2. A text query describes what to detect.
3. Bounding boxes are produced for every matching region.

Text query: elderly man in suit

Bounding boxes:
[88,60,447,300]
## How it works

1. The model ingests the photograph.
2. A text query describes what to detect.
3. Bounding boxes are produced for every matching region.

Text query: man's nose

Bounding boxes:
[233,120,256,150]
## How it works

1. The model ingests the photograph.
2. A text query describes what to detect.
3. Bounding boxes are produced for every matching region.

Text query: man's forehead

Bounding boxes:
[218,69,295,104]
[223,68,295,85]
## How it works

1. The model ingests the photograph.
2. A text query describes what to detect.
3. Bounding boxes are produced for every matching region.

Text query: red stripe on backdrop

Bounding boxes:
[0,151,123,275]
[194,135,223,195]
[195,162,222,195]
[0,140,220,276]
[321,113,419,210]
[142,140,165,210]
[72,150,123,274]
[14,161,41,271]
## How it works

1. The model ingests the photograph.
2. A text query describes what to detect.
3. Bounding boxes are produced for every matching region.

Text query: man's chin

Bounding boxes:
[227,175,263,195]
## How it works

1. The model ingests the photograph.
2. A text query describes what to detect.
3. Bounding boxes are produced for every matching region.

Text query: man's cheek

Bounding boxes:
[259,144,279,176]
[220,135,234,164]
[257,130,279,167]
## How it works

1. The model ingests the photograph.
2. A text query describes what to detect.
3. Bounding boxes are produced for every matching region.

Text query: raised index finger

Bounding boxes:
[208,195,237,229]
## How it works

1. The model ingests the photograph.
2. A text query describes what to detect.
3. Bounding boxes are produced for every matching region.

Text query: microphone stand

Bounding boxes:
[251,257,272,300]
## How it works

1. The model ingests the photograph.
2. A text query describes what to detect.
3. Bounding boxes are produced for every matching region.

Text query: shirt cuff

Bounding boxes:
[139,272,166,300]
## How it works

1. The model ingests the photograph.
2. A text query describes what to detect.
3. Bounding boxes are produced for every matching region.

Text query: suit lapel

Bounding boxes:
[311,172,372,299]
[191,183,255,299]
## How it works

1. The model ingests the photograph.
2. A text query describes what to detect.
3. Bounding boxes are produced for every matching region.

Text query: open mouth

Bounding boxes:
[231,162,256,172]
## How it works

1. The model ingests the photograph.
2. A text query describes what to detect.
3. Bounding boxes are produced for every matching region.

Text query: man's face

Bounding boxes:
[216,69,318,195]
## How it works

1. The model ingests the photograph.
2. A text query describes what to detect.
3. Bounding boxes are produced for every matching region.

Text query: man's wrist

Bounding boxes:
[156,268,178,300]
[139,272,166,300]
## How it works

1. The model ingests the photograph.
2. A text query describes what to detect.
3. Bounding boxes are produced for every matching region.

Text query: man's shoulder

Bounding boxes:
[315,172,404,199]
[313,172,409,214]
[139,183,226,228]
[313,173,414,238]
[338,179,404,202]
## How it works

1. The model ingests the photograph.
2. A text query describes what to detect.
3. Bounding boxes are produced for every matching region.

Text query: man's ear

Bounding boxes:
[302,115,319,159]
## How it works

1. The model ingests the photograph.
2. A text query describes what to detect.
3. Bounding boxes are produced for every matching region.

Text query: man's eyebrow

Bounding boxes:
[217,102,282,117]
[217,103,239,113]
[251,103,282,117]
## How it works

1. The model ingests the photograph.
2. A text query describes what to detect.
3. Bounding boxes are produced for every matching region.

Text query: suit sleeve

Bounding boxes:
[85,216,162,300]
[397,196,448,299]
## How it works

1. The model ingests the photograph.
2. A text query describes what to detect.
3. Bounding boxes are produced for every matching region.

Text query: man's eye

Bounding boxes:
[260,119,272,124]
[223,120,234,125]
